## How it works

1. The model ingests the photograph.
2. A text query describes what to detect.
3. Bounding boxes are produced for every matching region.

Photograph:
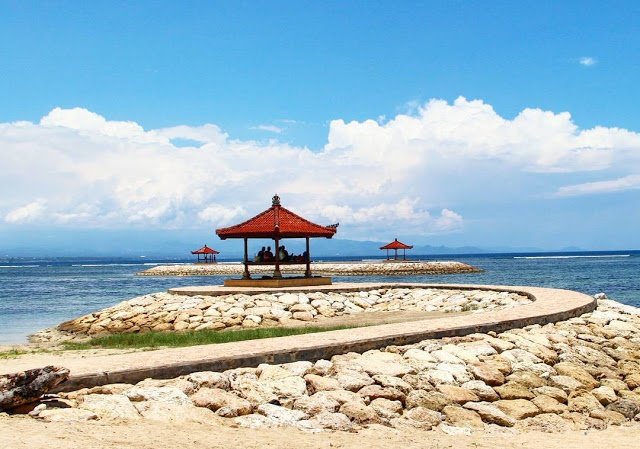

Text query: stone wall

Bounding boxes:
[30,297,640,434]
[38,288,531,341]
[137,261,481,276]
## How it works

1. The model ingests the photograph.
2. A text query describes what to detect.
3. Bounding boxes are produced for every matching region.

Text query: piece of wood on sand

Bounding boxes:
[0,366,70,411]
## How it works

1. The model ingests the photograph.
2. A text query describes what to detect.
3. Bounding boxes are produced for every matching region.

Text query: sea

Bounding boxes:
[0,250,638,345]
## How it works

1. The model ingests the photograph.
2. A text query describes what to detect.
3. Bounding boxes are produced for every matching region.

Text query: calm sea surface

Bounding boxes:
[1,251,638,344]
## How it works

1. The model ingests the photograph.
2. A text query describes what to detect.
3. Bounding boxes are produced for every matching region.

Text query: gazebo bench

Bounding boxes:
[246,260,310,266]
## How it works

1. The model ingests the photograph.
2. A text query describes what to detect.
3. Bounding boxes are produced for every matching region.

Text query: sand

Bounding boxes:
[1,414,639,449]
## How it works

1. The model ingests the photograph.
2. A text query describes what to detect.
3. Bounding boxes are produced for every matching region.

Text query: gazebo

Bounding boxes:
[191,245,219,263]
[216,194,338,287]
[380,238,413,261]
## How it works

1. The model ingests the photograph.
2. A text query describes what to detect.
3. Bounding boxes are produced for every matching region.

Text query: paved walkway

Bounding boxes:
[0,283,596,391]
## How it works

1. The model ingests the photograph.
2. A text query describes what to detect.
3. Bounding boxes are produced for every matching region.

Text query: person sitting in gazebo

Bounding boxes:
[263,246,274,261]
[254,246,266,262]
[278,245,289,261]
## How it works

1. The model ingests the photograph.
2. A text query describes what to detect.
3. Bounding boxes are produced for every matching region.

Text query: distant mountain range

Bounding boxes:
[0,228,582,258]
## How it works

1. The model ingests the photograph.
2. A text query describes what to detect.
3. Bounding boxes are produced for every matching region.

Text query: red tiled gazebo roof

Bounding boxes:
[191,245,220,255]
[380,238,413,250]
[216,195,338,239]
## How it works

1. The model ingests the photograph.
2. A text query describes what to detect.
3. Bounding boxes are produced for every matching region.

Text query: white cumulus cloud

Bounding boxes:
[0,98,639,241]
[250,124,283,134]
[554,174,640,197]
[5,200,47,223]
[198,204,248,226]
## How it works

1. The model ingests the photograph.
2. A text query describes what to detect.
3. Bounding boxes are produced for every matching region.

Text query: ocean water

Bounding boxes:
[0,251,638,345]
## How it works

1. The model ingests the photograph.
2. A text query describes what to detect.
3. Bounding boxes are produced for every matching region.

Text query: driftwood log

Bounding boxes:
[0,366,69,411]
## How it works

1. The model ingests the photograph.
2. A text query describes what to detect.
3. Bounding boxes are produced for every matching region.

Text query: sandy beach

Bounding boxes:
[2,414,639,449]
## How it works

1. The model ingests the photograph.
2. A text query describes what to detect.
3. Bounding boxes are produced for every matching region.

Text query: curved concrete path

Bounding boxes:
[0,283,596,392]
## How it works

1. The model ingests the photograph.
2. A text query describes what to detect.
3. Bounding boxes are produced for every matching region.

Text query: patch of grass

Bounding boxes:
[460,303,480,312]
[62,325,357,350]
[0,348,52,359]
[0,349,28,359]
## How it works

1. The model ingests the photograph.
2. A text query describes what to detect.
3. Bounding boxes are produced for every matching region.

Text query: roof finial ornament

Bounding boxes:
[272,193,281,206]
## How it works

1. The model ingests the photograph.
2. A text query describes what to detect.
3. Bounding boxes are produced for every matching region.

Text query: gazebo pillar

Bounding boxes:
[273,236,282,278]
[305,237,311,278]
[242,238,250,279]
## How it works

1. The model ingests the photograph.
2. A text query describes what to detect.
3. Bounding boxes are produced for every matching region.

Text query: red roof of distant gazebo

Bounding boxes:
[216,195,338,239]
[380,238,413,250]
[191,245,220,255]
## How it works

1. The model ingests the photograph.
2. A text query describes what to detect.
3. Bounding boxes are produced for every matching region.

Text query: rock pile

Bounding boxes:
[138,261,481,277]
[34,288,531,341]
[28,297,640,434]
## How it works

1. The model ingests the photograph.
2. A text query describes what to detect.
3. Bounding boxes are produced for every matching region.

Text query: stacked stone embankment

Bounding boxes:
[33,288,531,342]
[137,261,481,277]
[26,297,640,434]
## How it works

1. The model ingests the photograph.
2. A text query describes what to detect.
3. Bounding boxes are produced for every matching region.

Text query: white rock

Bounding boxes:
[80,394,141,420]
[186,371,230,390]
[278,293,299,305]
[306,412,353,431]
[134,401,216,423]
[500,349,543,370]
[257,403,309,425]
[125,386,191,406]
[354,351,415,377]
[38,408,98,422]
[245,314,262,324]
[311,299,331,308]
[281,361,314,377]
[462,380,499,401]
[606,320,638,336]
[436,363,473,383]
[404,349,437,363]
[335,370,375,391]
[459,341,498,358]
[313,359,333,375]
[234,413,276,429]
[432,350,466,365]
[426,369,456,385]
[293,394,340,415]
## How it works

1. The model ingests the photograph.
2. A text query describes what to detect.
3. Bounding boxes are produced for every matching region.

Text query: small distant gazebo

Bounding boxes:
[380,238,413,261]
[191,245,219,263]
[216,194,338,287]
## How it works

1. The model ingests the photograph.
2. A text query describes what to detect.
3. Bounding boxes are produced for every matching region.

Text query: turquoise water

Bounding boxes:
[0,251,638,344]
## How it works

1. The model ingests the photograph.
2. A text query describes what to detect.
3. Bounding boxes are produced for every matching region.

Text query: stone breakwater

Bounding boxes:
[27,297,640,435]
[137,261,481,276]
[33,288,530,342]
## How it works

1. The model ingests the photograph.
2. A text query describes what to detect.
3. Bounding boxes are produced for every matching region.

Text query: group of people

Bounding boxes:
[253,245,308,263]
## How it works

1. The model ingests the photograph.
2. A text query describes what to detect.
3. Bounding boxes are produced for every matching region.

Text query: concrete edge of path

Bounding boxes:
[50,283,595,392]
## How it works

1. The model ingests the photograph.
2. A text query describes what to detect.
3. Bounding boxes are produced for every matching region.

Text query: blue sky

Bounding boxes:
[1,1,640,255]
